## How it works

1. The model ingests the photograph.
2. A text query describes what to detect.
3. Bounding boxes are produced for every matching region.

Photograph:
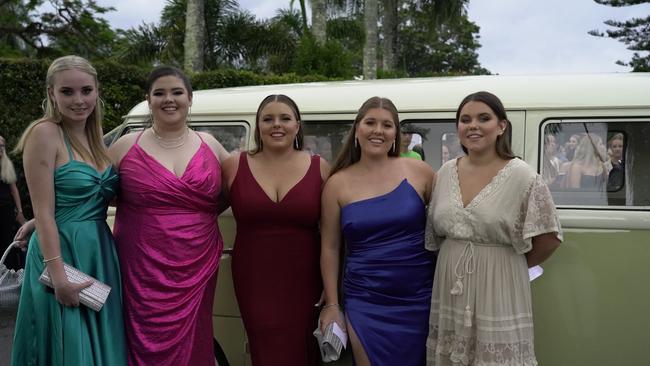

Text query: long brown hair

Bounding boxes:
[456,91,515,160]
[250,94,304,155]
[14,55,110,167]
[330,97,401,176]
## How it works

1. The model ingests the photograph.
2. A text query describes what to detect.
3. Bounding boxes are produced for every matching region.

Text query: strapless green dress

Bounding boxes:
[12,140,127,366]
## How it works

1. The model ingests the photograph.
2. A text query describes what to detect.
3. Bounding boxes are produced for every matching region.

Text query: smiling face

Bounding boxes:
[147,75,192,128]
[609,137,624,161]
[457,101,506,155]
[258,101,300,151]
[355,107,397,157]
[48,69,97,125]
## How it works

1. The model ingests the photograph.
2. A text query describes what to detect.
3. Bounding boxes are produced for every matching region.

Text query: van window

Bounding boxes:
[401,120,462,170]
[302,121,352,162]
[541,120,650,207]
[115,123,248,153]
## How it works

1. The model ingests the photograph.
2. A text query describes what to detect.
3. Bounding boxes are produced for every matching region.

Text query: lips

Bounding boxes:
[270,132,285,137]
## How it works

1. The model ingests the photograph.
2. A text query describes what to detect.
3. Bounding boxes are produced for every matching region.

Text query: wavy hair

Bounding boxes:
[14,55,110,167]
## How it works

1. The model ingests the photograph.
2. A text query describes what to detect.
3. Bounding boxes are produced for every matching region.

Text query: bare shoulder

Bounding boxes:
[27,121,61,151]
[222,151,241,175]
[403,157,434,178]
[323,169,347,192]
[197,131,230,162]
[108,131,139,166]
[318,156,331,181]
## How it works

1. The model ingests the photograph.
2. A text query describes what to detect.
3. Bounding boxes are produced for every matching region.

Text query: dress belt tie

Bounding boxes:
[451,241,475,327]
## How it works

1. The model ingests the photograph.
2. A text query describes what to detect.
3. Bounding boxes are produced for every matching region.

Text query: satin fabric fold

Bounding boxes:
[114,139,222,366]
[341,179,434,366]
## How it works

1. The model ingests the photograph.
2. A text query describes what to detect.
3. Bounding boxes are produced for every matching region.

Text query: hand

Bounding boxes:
[320,305,346,334]
[13,219,35,249]
[54,279,93,307]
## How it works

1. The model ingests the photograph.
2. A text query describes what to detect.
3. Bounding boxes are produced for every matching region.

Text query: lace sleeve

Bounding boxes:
[424,199,442,251]
[515,175,563,254]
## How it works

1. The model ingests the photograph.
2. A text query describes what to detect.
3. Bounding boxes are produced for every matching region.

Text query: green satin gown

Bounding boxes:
[12,139,127,366]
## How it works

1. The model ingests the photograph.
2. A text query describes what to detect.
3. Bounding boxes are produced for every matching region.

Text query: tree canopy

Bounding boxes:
[590,0,650,71]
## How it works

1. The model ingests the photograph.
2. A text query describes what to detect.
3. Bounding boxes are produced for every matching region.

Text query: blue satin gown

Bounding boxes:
[341,179,434,366]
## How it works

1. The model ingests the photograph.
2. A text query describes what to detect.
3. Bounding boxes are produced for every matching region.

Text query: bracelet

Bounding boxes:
[321,303,339,310]
[42,255,62,264]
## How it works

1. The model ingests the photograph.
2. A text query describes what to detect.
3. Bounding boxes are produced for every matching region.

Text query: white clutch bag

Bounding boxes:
[39,263,111,312]
[313,320,348,362]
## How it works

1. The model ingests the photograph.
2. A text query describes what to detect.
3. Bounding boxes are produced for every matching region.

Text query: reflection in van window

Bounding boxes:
[542,121,649,207]
[302,122,352,162]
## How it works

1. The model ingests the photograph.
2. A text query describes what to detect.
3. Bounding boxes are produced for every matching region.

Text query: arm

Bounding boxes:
[10,182,25,225]
[319,176,346,331]
[198,131,230,163]
[24,123,91,307]
[218,153,240,214]
[526,232,561,267]
[568,162,581,189]
[319,156,331,182]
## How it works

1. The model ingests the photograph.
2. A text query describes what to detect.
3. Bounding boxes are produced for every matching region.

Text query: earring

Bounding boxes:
[98,97,106,110]
[294,136,299,149]
[149,108,155,125]
[354,137,358,148]
[392,140,396,153]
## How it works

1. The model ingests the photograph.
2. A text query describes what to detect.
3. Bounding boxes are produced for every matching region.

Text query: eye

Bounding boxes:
[60,88,73,96]
[82,87,94,95]
[459,116,470,124]
[153,91,163,96]
[173,90,184,96]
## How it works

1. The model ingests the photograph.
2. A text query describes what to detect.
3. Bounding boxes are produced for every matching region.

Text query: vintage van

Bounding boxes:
[105,73,650,366]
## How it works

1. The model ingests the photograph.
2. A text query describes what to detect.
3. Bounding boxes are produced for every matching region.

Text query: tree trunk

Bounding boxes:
[184,0,205,72]
[311,0,328,44]
[381,0,397,72]
[363,0,378,79]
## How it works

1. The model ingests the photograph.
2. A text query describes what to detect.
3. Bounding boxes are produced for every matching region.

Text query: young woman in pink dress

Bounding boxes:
[109,66,229,366]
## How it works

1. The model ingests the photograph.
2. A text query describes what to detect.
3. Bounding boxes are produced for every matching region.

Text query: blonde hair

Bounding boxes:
[14,55,110,167]
[573,133,606,176]
[0,136,17,184]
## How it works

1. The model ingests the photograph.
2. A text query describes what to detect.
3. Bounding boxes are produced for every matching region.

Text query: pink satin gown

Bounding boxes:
[114,132,223,366]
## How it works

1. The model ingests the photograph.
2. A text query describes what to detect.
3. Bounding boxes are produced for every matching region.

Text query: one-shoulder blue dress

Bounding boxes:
[341,179,434,366]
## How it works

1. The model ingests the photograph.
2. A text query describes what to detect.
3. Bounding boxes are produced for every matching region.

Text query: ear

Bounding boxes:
[499,119,507,134]
[188,93,193,107]
[47,87,55,105]
[146,94,151,107]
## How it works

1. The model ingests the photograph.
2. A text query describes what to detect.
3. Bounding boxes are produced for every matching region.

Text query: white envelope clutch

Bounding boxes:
[313,321,348,362]
[39,263,111,312]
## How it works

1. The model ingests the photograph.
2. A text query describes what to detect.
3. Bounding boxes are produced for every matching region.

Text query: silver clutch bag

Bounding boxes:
[39,263,111,312]
[313,321,347,362]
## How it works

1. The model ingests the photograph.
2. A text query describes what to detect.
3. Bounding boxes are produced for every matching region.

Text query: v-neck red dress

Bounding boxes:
[229,153,323,366]
[114,132,223,366]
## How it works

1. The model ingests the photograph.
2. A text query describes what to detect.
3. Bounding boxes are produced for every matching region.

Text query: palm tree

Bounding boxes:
[311,0,328,44]
[184,0,205,72]
[363,0,378,79]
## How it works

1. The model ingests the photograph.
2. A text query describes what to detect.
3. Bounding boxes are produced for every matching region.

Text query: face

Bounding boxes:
[49,69,97,124]
[400,132,412,149]
[545,135,557,155]
[457,101,506,155]
[258,101,300,150]
[355,108,396,156]
[568,136,578,150]
[147,75,192,127]
[610,138,623,160]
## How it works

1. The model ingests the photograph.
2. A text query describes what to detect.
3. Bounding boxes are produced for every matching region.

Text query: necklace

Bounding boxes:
[151,126,189,149]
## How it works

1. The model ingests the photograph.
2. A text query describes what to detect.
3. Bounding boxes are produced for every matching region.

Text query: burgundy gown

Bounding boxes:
[230,153,323,366]
[114,132,223,366]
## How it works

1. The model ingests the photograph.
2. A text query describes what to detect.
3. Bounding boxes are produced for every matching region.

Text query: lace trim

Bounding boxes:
[427,327,537,366]
[451,158,518,210]
[511,174,563,254]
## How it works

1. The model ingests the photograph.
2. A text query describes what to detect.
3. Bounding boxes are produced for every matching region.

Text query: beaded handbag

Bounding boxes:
[39,263,111,312]
[0,242,24,310]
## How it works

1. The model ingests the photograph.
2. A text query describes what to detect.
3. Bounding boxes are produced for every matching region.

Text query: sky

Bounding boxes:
[99,0,650,75]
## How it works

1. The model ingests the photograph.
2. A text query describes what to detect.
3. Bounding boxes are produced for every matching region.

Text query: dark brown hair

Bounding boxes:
[250,94,304,154]
[456,91,515,160]
[330,96,401,176]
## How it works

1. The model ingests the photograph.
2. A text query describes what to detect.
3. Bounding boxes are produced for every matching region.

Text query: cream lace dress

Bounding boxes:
[425,158,562,366]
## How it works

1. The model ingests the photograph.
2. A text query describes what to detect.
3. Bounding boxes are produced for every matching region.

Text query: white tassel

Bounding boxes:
[464,305,472,327]
[450,279,463,295]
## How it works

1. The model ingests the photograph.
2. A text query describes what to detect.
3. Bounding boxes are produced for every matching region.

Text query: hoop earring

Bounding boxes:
[41,98,47,112]
[149,108,155,125]
[354,137,358,148]
[294,136,299,149]
[392,140,396,153]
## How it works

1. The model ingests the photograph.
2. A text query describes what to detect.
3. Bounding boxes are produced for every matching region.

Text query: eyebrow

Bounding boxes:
[153,87,185,92]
